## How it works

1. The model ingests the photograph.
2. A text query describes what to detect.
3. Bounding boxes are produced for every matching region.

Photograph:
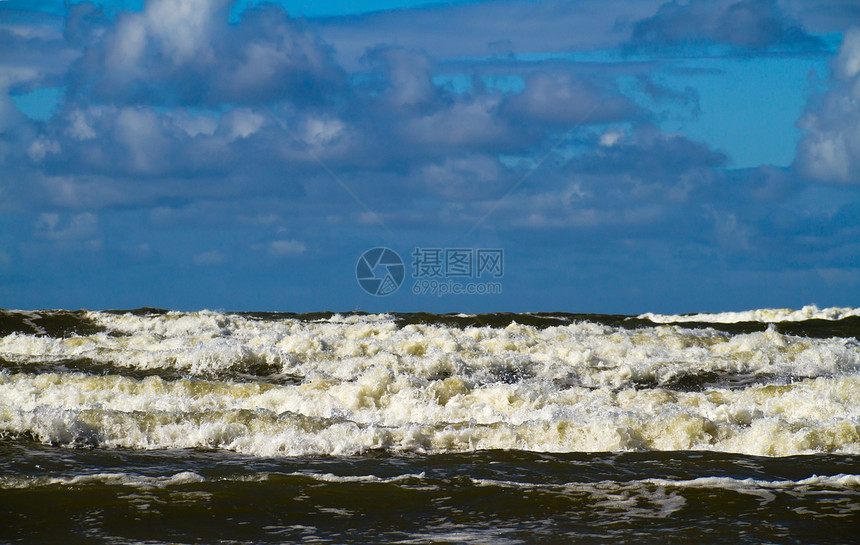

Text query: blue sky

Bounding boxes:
[1,0,859,313]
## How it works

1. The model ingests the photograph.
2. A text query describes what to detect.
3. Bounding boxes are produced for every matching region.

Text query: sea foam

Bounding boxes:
[1,309,859,457]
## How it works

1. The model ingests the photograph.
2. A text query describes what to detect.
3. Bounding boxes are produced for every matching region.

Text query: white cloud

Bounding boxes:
[114,107,170,173]
[79,0,343,106]
[599,128,625,147]
[193,250,225,265]
[66,109,98,141]
[27,137,60,161]
[267,239,305,257]
[794,28,860,184]
[419,154,508,200]
[366,47,437,109]
[836,28,860,79]
[224,108,265,140]
[34,212,97,240]
[146,0,225,63]
[238,213,282,225]
[302,117,346,147]
[171,111,218,137]
[504,72,636,125]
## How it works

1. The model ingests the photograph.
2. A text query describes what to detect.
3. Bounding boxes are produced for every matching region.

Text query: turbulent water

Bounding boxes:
[1,306,859,543]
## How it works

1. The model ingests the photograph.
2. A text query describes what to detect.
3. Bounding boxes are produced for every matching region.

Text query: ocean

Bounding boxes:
[1,306,858,543]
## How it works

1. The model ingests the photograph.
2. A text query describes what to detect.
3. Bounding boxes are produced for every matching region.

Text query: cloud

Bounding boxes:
[633,75,701,121]
[629,0,823,50]
[362,47,440,111]
[34,212,97,240]
[502,71,639,125]
[0,1,696,222]
[267,239,305,257]
[399,95,518,153]
[417,154,511,201]
[315,0,666,69]
[794,28,860,184]
[30,104,188,177]
[462,125,728,231]
[69,0,345,107]
[0,8,74,92]
[249,239,306,257]
[2,0,858,313]
[193,249,224,265]
[237,212,283,226]
[780,0,860,34]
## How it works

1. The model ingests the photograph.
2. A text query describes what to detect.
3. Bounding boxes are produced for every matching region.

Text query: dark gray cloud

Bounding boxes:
[315,0,666,69]
[634,75,701,121]
[456,124,728,232]
[629,0,823,51]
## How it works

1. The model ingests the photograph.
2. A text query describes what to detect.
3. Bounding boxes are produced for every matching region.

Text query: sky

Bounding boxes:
[1,0,859,314]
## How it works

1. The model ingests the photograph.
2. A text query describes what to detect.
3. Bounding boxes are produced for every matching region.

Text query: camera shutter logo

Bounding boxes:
[356,247,405,296]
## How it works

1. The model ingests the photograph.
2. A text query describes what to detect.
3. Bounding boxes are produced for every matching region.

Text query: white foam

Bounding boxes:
[1,311,857,388]
[640,305,860,323]
[0,471,205,489]
[287,471,428,484]
[642,473,860,489]
[467,472,860,511]
[396,526,524,545]
[1,310,859,457]
[0,370,857,456]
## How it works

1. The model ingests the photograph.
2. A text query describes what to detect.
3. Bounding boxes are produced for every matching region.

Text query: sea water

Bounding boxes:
[1,307,858,543]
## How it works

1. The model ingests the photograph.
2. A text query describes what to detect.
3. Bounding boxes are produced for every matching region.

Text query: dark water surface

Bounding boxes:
[3,440,859,544]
